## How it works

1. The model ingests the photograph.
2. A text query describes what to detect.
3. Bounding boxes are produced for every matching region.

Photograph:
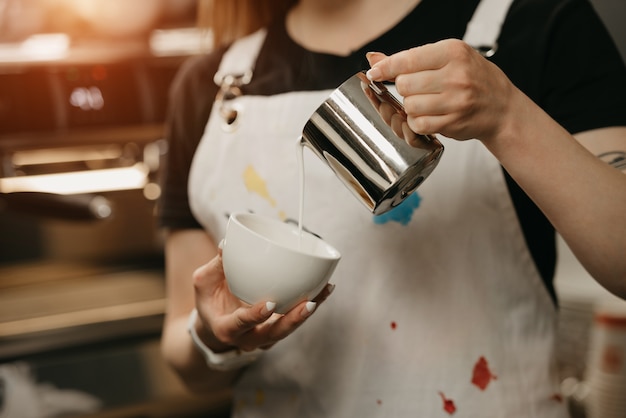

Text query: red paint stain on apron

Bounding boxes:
[550,393,564,403]
[471,356,497,390]
[438,391,457,415]
[390,321,397,330]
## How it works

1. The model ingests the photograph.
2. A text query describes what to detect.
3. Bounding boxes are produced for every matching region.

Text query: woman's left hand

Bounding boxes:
[367,40,626,296]
[366,39,519,144]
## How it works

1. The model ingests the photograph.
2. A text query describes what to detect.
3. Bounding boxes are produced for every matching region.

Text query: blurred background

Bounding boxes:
[0,0,623,417]
[0,1,232,417]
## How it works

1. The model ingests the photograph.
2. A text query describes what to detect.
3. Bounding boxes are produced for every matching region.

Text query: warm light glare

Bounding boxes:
[66,0,163,38]
[149,28,211,56]
[0,163,149,195]
[12,146,123,166]
[21,33,70,56]
[0,33,70,62]
[142,182,161,201]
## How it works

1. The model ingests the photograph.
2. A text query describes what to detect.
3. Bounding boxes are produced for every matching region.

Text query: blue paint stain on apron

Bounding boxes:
[373,192,421,225]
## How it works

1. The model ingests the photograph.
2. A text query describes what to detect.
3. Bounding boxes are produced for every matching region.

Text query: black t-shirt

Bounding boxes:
[158,0,626,301]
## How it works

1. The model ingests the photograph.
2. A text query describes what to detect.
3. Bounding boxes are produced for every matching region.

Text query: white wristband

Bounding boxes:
[187,309,262,371]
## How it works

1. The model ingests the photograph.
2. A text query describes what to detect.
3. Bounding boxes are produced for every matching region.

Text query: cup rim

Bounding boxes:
[228,212,341,261]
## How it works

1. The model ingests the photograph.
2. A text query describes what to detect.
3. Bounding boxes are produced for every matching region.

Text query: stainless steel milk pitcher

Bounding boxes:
[300,71,444,215]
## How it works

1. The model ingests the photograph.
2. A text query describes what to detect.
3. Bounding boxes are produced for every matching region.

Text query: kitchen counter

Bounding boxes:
[0,334,233,418]
[0,259,166,359]
[0,259,236,417]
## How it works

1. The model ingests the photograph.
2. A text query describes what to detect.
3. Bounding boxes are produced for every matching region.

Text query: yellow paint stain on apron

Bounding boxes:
[243,165,277,207]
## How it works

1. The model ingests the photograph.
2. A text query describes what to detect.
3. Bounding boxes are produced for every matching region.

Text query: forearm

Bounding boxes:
[161,229,241,393]
[161,315,242,394]
[484,88,626,296]
[365,41,626,294]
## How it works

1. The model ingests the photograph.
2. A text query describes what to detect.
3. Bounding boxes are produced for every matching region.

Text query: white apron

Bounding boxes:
[188,1,569,416]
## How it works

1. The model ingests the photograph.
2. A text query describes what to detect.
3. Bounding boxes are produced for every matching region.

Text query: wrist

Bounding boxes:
[480,85,531,156]
[187,309,263,371]
[191,312,232,353]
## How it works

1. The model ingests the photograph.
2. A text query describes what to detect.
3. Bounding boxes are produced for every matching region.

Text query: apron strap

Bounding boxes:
[216,1,513,74]
[212,28,268,132]
[214,28,267,85]
[463,0,515,56]
[214,1,513,79]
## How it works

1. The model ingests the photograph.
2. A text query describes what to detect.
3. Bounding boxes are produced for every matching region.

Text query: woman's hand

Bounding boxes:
[366,39,519,145]
[367,40,626,295]
[191,248,335,353]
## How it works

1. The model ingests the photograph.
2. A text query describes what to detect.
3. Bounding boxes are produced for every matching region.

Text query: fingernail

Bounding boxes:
[302,301,317,317]
[218,239,224,250]
[366,67,382,81]
[327,283,336,295]
[264,301,276,314]
[365,51,385,62]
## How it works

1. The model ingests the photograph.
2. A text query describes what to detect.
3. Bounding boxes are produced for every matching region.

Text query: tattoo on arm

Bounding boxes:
[597,151,626,171]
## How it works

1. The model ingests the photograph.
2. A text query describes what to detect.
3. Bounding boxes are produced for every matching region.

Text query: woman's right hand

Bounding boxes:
[191,248,335,353]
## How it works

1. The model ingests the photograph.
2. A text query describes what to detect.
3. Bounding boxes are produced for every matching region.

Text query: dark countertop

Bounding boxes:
[0,260,233,417]
[0,260,166,359]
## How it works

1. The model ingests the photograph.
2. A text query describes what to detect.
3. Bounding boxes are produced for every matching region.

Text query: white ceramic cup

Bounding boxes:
[221,212,341,314]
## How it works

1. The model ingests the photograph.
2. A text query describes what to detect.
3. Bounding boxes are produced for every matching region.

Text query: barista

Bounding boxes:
[158,0,626,416]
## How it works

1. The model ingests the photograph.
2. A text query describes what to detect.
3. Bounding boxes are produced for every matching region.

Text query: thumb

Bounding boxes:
[366,51,388,67]
[192,254,225,298]
[365,51,401,83]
